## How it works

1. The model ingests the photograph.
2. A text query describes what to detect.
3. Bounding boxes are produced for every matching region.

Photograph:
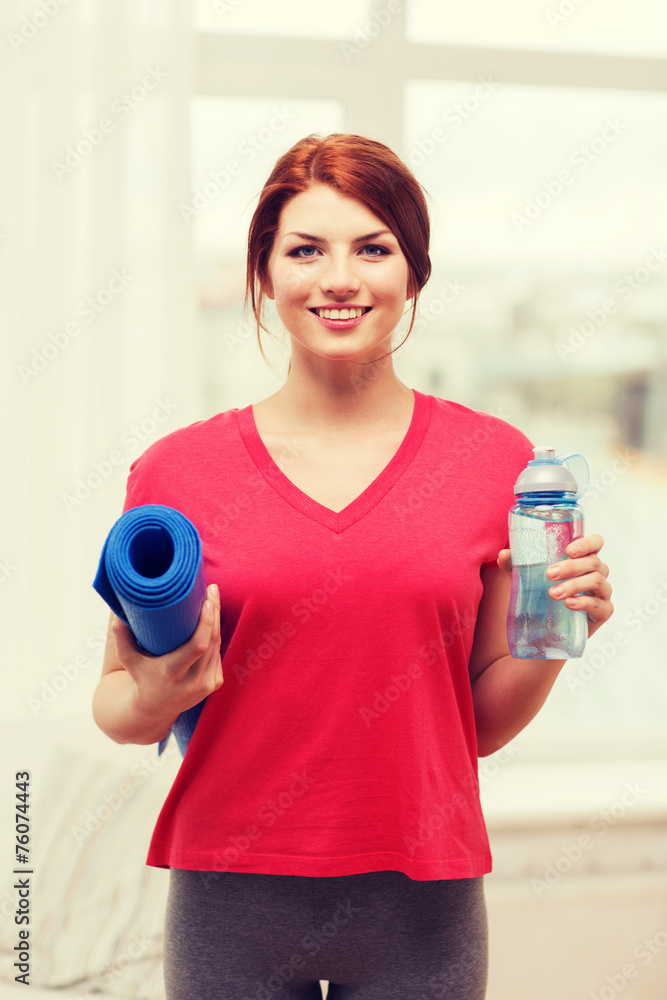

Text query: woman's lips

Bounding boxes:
[309,306,372,331]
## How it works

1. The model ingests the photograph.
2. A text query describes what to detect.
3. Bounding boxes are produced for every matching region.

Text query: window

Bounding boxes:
[194,0,372,38]
[406,0,667,58]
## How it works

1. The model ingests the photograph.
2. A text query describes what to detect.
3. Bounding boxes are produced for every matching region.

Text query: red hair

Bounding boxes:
[245,133,432,368]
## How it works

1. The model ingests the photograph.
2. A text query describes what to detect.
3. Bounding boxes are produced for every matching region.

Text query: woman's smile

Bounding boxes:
[308,304,373,330]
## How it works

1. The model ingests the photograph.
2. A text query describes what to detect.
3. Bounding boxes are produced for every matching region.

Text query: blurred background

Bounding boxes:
[1,1,666,997]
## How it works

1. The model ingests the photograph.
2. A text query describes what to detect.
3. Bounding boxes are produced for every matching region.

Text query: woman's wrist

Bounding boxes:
[93,670,179,746]
[127,681,180,738]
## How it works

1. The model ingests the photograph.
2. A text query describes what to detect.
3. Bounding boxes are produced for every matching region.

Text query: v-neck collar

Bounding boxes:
[235,389,432,534]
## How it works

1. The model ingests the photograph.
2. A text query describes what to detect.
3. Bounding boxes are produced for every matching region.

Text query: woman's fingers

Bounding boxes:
[547,558,610,586]
[109,584,223,726]
[210,583,221,645]
[113,583,222,685]
[196,644,224,694]
[497,548,512,573]
[182,599,214,663]
[548,570,613,603]
[173,584,223,692]
[545,532,614,633]
[546,533,609,586]
[564,532,604,559]
[564,591,614,626]
[163,583,220,670]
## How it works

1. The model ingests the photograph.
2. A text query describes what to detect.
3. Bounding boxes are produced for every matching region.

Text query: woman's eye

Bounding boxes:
[361,244,390,257]
[289,245,320,258]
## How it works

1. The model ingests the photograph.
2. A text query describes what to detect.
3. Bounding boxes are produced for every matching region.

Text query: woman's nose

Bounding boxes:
[320,254,360,297]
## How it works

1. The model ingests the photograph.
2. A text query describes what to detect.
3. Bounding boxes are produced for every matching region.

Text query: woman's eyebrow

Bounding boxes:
[284,230,393,243]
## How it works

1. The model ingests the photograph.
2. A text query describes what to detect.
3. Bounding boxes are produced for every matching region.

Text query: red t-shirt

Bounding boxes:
[121,389,533,879]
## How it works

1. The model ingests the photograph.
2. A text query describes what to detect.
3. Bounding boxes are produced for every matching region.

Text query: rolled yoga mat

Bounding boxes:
[92,503,209,756]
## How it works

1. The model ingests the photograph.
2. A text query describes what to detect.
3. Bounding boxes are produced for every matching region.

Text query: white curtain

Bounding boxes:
[1,0,200,724]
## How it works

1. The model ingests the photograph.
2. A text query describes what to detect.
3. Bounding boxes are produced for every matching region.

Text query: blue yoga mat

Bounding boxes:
[92,503,208,756]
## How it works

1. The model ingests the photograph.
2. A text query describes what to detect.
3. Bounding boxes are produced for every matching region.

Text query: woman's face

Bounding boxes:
[264,183,412,364]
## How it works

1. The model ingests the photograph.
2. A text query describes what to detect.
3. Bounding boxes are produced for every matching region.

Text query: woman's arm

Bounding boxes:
[468,534,613,757]
[92,584,223,745]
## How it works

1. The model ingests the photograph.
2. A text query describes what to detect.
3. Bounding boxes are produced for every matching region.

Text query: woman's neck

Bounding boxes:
[254,353,415,434]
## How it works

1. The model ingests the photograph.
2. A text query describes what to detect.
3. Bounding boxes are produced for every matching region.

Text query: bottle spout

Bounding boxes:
[532,445,556,462]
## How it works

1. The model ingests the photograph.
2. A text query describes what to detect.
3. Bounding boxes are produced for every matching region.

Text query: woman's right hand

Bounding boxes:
[111,583,224,726]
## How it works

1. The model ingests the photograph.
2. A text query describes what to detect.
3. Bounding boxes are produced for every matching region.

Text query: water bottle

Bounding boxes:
[507,446,589,659]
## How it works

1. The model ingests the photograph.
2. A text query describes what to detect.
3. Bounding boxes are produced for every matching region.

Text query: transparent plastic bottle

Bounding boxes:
[507,446,589,659]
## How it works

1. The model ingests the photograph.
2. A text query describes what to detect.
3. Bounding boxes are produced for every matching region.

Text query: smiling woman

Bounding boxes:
[92,132,614,1000]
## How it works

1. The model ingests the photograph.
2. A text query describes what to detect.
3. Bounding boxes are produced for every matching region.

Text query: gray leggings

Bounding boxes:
[164,868,488,1000]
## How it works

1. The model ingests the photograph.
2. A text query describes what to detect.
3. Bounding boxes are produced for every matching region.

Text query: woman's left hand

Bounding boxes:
[497,532,614,638]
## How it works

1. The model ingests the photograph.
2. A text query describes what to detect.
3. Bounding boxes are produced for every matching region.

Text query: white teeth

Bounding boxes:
[315,307,366,319]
